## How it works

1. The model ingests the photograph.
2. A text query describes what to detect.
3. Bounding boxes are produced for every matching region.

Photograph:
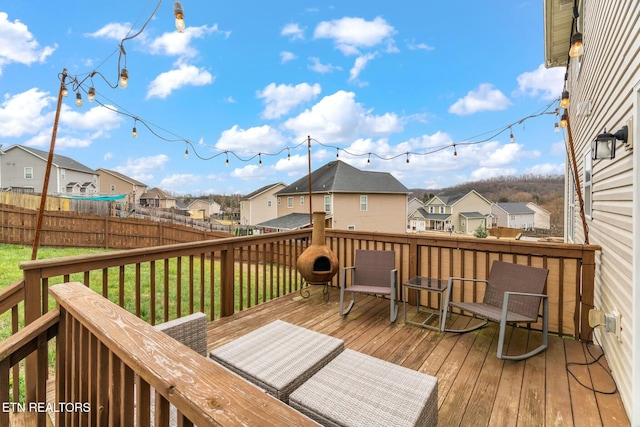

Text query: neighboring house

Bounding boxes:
[544,0,638,422]
[275,160,410,234]
[0,145,98,195]
[97,168,147,205]
[187,198,221,220]
[139,187,177,209]
[525,202,551,230]
[491,202,535,230]
[406,197,426,232]
[422,190,493,233]
[240,182,286,226]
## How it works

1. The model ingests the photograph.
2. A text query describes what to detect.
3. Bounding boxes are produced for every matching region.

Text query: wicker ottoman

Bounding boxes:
[289,349,438,427]
[209,320,344,403]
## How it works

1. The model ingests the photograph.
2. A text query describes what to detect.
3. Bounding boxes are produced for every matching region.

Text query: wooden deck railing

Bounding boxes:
[2,229,599,411]
[49,281,316,427]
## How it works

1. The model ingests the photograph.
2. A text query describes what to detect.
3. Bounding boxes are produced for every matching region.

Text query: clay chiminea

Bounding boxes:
[296,211,339,285]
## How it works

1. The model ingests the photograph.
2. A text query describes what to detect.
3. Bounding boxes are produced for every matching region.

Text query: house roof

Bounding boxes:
[97,168,147,187]
[412,208,451,221]
[256,213,312,230]
[543,0,574,68]
[139,187,176,200]
[459,212,489,219]
[7,145,96,174]
[276,160,409,195]
[187,199,220,208]
[495,202,535,215]
[242,182,286,200]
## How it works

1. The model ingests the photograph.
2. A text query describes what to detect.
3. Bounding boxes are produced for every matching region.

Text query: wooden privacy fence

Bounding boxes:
[0,204,231,248]
[2,228,599,408]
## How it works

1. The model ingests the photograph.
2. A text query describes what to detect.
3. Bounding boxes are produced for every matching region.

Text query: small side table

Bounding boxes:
[403,276,448,331]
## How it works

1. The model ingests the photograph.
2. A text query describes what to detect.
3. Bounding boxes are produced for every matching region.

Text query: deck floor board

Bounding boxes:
[207,286,630,427]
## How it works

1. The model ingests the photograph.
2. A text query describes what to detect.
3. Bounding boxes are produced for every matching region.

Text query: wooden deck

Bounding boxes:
[207,286,630,427]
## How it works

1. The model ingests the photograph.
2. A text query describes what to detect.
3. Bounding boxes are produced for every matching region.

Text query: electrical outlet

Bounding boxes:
[612,310,622,342]
[604,313,616,333]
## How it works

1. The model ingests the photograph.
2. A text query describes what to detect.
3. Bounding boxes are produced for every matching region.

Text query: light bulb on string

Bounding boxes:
[258,153,262,167]
[184,146,189,159]
[75,92,83,107]
[120,68,129,89]
[406,153,410,164]
[174,1,185,32]
[61,83,68,97]
[88,86,96,102]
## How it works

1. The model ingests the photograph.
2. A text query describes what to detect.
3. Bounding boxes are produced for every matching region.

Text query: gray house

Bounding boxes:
[491,202,535,230]
[0,145,98,195]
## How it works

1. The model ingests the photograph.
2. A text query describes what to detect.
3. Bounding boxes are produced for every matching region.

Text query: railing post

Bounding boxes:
[23,268,42,404]
[580,247,596,341]
[220,246,235,317]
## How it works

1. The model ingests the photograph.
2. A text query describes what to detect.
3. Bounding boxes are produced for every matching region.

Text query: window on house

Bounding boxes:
[428,206,434,213]
[267,200,272,207]
[60,169,65,179]
[324,195,331,212]
[277,197,281,205]
[584,151,592,219]
[24,167,33,179]
[300,196,304,206]
[439,206,445,214]
[110,185,116,191]
[347,225,356,230]
[568,175,576,242]
[360,195,368,211]
[287,197,294,208]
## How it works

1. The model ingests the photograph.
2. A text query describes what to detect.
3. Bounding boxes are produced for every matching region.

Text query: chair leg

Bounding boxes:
[498,298,549,360]
[390,295,398,322]
[340,292,355,316]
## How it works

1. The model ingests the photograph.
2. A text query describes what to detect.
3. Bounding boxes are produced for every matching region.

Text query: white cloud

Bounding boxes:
[146,64,213,99]
[229,164,276,181]
[280,51,296,63]
[471,166,518,180]
[550,140,566,156]
[159,173,201,191]
[216,125,285,154]
[0,88,54,137]
[407,41,434,51]
[479,142,522,168]
[0,12,56,74]
[308,57,341,74]
[516,64,565,100]
[59,104,123,131]
[525,163,565,175]
[281,23,304,40]
[257,82,321,119]
[148,24,221,59]
[115,154,170,182]
[85,22,133,41]
[349,53,377,83]
[283,90,402,142]
[448,83,512,116]
[313,16,396,56]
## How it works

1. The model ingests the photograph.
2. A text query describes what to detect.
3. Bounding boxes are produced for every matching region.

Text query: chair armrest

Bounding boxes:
[340,266,355,289]
[503,291,548,299]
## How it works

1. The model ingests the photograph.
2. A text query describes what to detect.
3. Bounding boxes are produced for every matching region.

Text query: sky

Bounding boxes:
[0,1,567,196]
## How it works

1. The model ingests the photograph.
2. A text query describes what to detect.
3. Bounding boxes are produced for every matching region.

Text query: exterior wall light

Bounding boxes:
[593,125,628,160]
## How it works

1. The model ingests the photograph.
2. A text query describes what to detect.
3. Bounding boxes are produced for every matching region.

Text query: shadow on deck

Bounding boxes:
[207,286,629,427]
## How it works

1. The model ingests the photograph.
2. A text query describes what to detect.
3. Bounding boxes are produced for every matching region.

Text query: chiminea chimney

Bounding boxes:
[296,212,339,285]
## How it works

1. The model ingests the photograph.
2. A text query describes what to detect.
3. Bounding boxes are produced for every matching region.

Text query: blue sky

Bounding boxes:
[0,1,565,196]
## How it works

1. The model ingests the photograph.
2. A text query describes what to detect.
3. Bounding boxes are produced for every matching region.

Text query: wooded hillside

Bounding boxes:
[410,174,565,236]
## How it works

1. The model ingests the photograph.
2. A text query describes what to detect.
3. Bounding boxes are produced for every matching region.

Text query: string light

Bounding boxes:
[258,153,262,166]
[406,153,410,164]
[184,144,189,159]
[132,119,138,138]
[61,84,68,97]
[453,144,458,157]
[75,92,83,107]
[174,1,185,32]
[119,68,129,89]
[509,127,515,143]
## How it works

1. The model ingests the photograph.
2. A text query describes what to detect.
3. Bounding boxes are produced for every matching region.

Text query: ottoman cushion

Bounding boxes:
[209,320,344,402]
[289,349,438,427]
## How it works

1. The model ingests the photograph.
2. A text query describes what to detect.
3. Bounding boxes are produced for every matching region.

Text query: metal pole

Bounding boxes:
[32,68,66,260]
[307,135,313,225]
